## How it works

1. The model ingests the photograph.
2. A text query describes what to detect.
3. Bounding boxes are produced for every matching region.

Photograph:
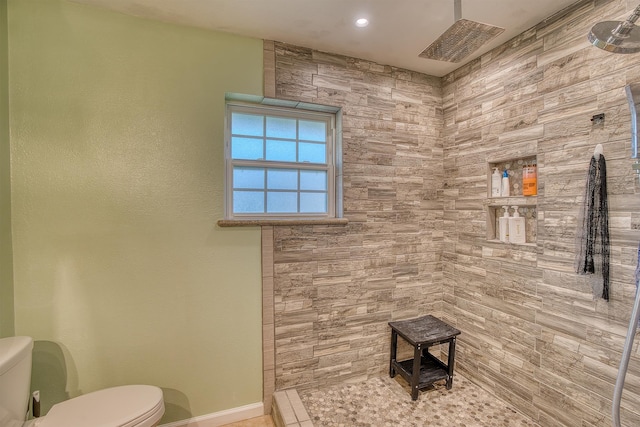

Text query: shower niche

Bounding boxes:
[486,155,537,246]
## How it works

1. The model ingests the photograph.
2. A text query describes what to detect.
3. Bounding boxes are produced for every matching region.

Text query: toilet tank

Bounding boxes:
[0,336,33,423]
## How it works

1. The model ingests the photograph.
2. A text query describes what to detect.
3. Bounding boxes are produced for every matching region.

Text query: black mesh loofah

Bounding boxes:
[575,154,610,300]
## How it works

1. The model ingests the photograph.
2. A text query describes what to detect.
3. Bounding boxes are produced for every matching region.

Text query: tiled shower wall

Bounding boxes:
[271,0,640,425]
[271,44,444,390]
[442,0,640,426]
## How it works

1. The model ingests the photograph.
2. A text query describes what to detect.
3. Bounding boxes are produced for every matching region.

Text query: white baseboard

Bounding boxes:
[159,402,264,427]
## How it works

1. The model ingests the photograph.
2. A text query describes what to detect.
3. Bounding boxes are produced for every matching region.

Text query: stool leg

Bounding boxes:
[389,330,397,378]
[446,337,456,390]
[411,344,421,400]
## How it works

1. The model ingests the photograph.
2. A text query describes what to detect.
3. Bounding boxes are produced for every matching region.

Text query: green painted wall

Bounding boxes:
[0,0,14,339]
[8,0,263,422]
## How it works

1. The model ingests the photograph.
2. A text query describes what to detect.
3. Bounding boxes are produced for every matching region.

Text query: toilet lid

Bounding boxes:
[39,385,164,427]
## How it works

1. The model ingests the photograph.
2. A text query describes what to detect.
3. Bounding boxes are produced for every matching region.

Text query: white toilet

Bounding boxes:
[0,336,165,427]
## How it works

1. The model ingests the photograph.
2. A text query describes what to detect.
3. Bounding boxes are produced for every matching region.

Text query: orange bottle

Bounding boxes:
[523,163,537,196]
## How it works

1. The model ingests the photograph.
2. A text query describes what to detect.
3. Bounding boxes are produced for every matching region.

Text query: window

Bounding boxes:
[225,100,341,220]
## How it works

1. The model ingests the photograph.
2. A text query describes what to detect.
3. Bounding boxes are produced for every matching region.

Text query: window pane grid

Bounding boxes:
[231,166,328,214]
[231,113,327,165]
[227,103,335,218]
[232,168,328,192]
[230,139,327,163]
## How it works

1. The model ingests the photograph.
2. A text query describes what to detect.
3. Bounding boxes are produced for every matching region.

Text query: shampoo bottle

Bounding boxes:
[501,170,510,197]
[509,206,526,244]
[491,168,501,197]
[499,206,510,243]
[523,163,537,196]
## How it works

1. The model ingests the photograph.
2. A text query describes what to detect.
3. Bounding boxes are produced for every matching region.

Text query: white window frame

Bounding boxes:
[224,97,342,220]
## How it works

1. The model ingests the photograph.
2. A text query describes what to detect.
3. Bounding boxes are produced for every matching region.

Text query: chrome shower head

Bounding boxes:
[625,83,640,159]
[588,5,640,53]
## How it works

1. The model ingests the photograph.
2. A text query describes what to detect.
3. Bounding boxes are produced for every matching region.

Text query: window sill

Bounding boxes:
[217,218,349,227]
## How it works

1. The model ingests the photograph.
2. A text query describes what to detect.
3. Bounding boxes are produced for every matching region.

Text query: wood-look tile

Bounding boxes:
[221,415,275,427]
[266,3,640,426]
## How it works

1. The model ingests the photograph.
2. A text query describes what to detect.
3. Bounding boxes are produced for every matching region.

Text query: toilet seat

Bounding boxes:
[35,385,164,427]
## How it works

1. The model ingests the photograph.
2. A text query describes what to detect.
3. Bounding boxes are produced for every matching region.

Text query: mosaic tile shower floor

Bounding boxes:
[299,374,540,427]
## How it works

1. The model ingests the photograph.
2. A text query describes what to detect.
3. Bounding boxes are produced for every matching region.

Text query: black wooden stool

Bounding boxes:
[389,315,461,400]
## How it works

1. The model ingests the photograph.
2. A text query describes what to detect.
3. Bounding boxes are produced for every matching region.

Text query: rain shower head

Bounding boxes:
[588,5,640,53]
[419,0,504,63]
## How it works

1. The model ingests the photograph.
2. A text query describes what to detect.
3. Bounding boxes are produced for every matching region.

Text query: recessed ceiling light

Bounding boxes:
[355,18,369,28]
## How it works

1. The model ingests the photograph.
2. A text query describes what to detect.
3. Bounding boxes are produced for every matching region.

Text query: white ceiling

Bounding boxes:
[69,0,582,77]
